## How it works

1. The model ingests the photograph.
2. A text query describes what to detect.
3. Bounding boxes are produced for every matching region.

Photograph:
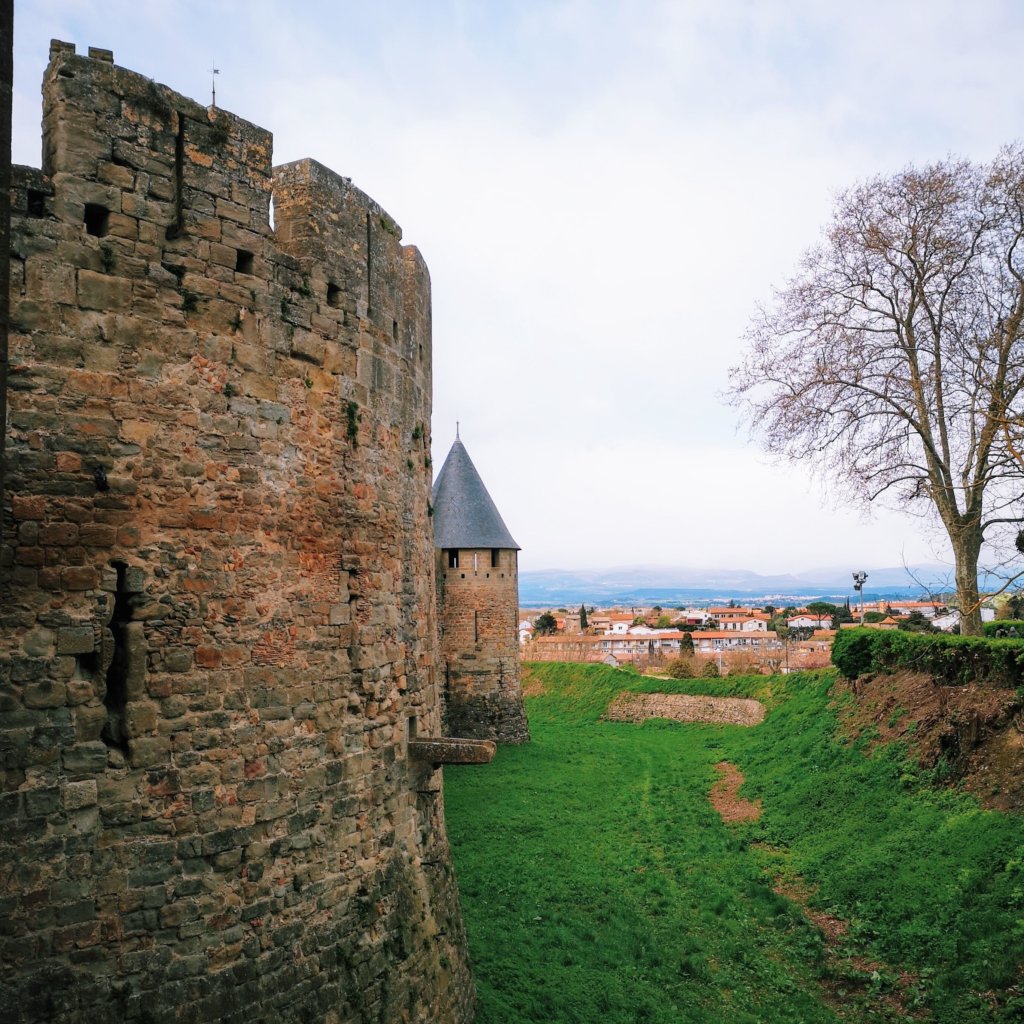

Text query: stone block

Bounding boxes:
[57,626,96,655]
[39,522,79,546]
[125,702,158,736]
[64,780,98,810]
[62,566,99,591]
[79,524,117,547]
[78,270,133,311]
[23,680,67,709]
[123,566,147,593]
[163,648,193,673]
[63,743,108,774]
[129,736,171,768]
[24,785,62,818]
[22,627,56,658]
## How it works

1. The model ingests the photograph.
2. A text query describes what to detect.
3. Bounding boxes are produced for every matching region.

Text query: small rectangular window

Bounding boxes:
[491,549,500,568]
[235,249,254,274]
[447,550,458,569]
[327,283,341,308]
[84,203,109,237]
[27,190,47,217]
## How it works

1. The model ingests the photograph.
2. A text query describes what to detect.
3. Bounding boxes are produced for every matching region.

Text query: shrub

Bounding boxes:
[831,628,877,679]
[983,619,1024,638]
[832,627,1024,688]
[666,656,695,679]
[700,659,720,678]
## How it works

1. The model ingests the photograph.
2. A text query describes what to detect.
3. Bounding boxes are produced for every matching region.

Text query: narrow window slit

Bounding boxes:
[102,562,134,756]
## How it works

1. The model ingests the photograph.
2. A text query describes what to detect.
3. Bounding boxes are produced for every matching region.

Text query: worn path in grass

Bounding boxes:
[445,663,1024,1024]
[446,665,836,1024]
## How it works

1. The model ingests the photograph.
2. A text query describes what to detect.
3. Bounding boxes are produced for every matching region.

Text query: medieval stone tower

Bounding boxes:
[0,42,482,1023]
[433,434,530,744]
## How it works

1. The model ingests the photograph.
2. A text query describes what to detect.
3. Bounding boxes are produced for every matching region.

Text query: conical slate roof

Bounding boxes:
[432,435,519,550]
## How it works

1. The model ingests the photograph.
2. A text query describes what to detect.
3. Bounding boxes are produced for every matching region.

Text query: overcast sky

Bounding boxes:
[11,1,1024,575]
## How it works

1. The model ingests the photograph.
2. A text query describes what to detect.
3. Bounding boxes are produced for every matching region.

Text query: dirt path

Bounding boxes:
[709,761,762,823]
[763,860,926,1020]
[604,692,766,727]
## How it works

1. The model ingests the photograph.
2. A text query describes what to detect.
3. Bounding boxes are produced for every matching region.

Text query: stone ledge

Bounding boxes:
[408,737,496,765]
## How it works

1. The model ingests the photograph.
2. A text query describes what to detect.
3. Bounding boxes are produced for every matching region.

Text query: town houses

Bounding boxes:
[517,597,995,674]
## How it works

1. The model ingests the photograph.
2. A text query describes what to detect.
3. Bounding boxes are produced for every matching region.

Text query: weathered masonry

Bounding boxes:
[433,434,529,744]
[1,42,476,1023]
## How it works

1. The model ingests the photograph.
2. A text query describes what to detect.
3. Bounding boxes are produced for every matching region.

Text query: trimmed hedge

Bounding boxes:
[983,620,1024,637]
[832,627,1024,688]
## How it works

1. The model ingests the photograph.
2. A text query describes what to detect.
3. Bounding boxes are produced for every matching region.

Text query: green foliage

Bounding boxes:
[984,620,1024,637]
[345,400,360,442]
[806,601,836,615]
[665,656,695,679]
[578,604,588,629]
[862,610,887,623]
[533,612,557,636]
[995,590,1024,619]
[700,659,720,678]
[897,610,937,633]
[832,627,1024,687]
[446,663,1024,1023]
[831,604,854,627]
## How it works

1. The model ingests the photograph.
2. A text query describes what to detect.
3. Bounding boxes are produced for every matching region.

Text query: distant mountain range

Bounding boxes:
[517,564,963,607]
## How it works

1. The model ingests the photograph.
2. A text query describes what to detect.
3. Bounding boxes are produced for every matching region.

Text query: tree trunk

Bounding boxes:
[950,526,983,636]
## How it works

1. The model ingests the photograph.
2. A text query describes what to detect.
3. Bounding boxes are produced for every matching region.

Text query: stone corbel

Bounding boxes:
[408,737,496,766]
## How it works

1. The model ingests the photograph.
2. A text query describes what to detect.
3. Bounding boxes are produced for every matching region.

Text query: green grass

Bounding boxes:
[444,663,1024,1023]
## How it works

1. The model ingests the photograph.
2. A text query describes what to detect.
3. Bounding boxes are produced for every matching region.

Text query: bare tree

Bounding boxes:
[729,149,1024,635]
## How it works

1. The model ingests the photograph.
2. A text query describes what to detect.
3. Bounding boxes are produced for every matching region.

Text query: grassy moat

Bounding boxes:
[445,663,1024,1023]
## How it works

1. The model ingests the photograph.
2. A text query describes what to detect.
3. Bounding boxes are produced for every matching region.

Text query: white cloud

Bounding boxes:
[12,1,1024,576]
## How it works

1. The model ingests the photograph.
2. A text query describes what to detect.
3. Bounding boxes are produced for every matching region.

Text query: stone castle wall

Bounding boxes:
[1,42,474,1023]
[436,547,529,743]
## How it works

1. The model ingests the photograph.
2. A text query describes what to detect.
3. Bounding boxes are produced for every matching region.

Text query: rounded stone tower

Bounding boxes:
[433,434,530,743]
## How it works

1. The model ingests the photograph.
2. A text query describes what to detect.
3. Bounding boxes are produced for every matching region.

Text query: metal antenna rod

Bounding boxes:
[210,63,219,107]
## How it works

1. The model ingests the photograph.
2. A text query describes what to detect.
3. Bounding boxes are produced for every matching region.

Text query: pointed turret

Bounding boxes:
[432,435,519,550]
[433,434,529,744]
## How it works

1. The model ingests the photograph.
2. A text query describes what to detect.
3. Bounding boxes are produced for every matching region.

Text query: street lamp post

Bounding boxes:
[852,571,869,624]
